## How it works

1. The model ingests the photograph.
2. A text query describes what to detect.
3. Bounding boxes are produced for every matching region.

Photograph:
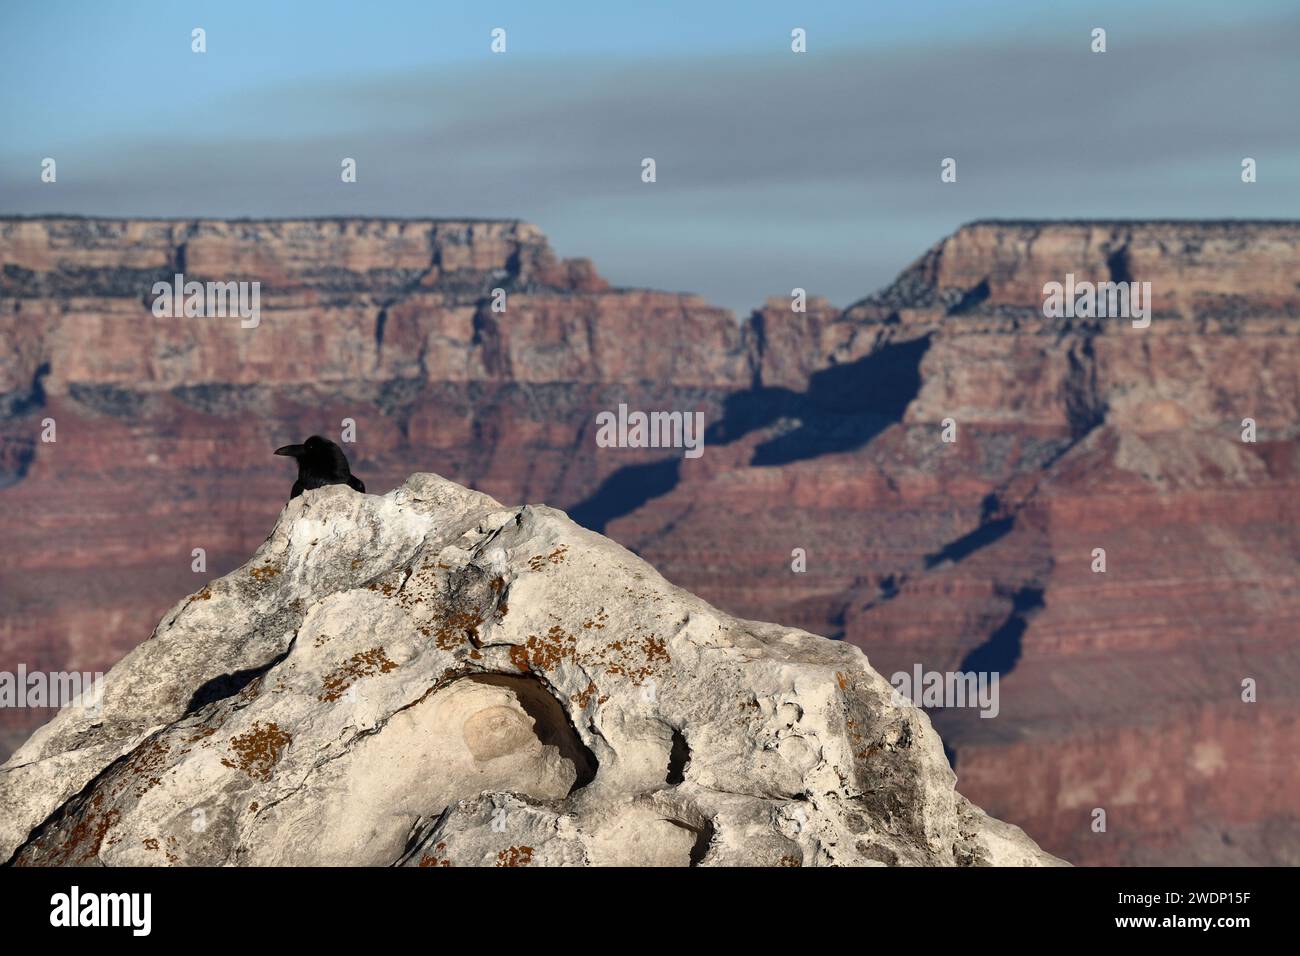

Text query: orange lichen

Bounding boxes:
[641,635,670,666]
[572,682,600,708]
[419,842,453,867]
[186,725,217,745]
[508,619,670,688]
[602,634,670,684]
[319,647,398,702]
[844,716,872,760]
[249,564,280,582]
[431,609,483,651]
[126,738,171,796]
[221,722,292,780]
[508,625,579,673]
[48,797,120,865]
[527,545,568,571]
[496,845,534,867]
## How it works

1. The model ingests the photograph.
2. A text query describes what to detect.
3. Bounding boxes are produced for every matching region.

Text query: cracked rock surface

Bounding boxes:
[0,474,1064,867]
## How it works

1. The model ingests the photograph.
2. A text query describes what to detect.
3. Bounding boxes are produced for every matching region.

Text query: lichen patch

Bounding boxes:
[221,722,292,780]
[319,647,398,702]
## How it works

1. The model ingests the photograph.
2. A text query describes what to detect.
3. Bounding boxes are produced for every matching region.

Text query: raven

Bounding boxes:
[274,435,366,499]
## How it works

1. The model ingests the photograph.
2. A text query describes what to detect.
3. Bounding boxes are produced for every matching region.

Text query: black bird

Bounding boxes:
[274,435,366,499]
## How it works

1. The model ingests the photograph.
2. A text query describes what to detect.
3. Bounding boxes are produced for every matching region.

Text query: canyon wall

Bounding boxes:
[1,217,1297,865]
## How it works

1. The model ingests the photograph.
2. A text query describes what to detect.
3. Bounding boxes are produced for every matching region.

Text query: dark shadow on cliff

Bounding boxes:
[710,335,931,465]
[933,585,1045,760]
[567,458,682,535]
[958,586,1045,676]
[924,517,1016,568]
[567,336,931,534]
[0,361,50,488]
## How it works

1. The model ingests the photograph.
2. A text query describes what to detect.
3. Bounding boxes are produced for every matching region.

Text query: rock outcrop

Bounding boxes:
[0,476,1061,867]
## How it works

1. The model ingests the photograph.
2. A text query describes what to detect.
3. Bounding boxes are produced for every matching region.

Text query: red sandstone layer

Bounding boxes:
[2,217,1297,866]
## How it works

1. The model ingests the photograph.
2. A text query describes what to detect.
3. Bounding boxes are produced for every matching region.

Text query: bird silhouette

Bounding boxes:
[274,435,366,500]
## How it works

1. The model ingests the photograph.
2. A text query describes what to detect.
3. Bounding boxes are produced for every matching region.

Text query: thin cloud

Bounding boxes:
[3,17,1296,313]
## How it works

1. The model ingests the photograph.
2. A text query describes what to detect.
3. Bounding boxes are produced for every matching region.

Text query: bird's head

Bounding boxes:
[274,435,329,461]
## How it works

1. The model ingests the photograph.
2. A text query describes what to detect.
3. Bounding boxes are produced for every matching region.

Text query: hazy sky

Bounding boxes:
[2,0,1297,313]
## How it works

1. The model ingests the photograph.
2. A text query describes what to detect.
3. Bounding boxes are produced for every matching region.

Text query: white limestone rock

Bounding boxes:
[0,474,1064,867]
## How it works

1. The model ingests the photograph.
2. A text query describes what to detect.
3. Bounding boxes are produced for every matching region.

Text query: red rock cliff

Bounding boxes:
[1,217,1297,866]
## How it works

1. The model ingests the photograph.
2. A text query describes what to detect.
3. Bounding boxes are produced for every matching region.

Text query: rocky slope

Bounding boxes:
[0,476,1061,867]
[2,217,1297,865]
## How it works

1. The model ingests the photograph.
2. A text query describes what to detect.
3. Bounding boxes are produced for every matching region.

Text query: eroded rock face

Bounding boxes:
[0,475,1061,867]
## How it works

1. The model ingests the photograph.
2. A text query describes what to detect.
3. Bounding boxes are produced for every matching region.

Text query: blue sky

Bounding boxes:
[2,0,1297,312]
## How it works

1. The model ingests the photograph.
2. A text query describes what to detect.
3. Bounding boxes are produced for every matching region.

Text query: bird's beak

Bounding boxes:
[274,444,305,458]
